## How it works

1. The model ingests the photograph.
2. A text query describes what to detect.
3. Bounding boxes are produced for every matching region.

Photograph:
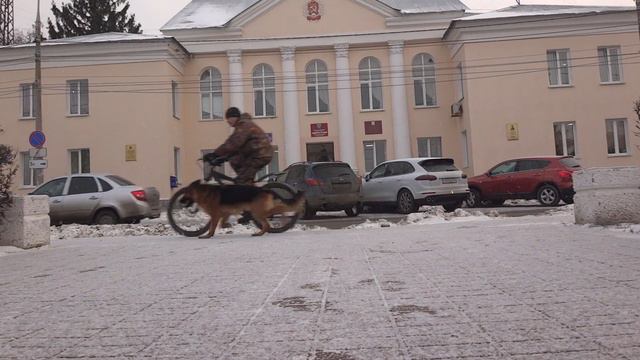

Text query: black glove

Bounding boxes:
[204,153,225,166]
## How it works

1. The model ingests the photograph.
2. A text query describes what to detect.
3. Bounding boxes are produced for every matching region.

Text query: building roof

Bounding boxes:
[456,4,636,22]
[161,0,468,31]
[1,32,173,49]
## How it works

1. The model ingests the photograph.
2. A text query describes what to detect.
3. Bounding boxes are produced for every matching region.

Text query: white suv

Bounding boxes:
[361,158,469,214]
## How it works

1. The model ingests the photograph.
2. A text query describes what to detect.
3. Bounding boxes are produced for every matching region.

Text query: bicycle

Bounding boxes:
[167,156,300,237]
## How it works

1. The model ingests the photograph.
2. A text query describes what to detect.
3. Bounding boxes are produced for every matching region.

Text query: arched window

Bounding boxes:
[359,57,383,110]
[412,54,437,107]
[306,60,329,113]
[200,68,223,120]
[253,64,276,117]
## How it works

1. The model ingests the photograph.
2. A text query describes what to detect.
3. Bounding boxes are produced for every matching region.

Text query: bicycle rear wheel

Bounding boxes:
[167,187,210,237]
[253,182,300,233]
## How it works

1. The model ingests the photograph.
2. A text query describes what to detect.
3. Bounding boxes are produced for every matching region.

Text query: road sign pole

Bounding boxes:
[34,0,42,132]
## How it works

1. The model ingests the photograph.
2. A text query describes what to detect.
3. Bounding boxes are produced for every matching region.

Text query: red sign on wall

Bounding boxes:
[311,123,328,137]
[364,121,383,135]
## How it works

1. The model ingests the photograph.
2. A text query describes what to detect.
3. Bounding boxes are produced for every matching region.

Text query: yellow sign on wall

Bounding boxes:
[506,123,519,141]
[125,144,137,161]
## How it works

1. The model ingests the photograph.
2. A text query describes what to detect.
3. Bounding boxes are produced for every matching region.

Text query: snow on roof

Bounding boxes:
[379,0,466,14]
[457,4,636,22]
[1,32,173,49]
[161,0,467,31]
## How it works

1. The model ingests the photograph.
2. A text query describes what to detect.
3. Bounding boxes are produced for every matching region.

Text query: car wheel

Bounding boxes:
[466,189,482,208]
[443,201,463,213]
[345,203,362,217]
[94,209,119,225]
[562,196,574,205]
[537,185,561,206]
[396,189,417,214]
[302,203,316,220]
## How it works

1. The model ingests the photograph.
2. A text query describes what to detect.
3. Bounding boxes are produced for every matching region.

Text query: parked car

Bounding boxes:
[466,156,581,207]
[30,174,161,225]
[274,161,361,219]
[361,158,469,214]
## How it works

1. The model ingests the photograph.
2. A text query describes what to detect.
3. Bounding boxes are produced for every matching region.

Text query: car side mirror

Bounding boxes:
[364,174,371,182]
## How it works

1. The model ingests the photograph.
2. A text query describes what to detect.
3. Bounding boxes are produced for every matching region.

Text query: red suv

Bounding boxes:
[466,156,581,207]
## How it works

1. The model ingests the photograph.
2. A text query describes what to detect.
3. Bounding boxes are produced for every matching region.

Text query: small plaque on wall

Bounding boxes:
[311,123,329,137]
[506,123,519,141]
[125,144,137,161]
[364,121,383,135]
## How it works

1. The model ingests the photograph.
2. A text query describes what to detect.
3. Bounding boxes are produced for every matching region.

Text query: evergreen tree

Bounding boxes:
[47,0,142,39]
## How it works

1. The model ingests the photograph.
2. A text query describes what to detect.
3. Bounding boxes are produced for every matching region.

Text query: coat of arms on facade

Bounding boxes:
[305,0,321,21]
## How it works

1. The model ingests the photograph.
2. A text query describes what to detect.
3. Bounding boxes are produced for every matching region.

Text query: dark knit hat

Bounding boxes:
[225,107,241,119]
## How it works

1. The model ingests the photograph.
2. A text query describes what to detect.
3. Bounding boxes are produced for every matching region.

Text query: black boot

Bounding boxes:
[237,211,253,225]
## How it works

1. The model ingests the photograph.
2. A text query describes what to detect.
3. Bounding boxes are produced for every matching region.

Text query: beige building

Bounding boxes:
[0,1,638,199]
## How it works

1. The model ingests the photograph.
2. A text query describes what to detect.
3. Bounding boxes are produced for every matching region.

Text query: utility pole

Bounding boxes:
[636,0,640,43]
[34,0,43,132]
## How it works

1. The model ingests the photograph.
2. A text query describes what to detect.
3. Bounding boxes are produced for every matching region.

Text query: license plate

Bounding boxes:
[442,178,457,184]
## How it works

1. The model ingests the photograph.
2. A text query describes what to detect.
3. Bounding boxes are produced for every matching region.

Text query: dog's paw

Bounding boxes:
[199,235,213,239]
[251,233,265,237]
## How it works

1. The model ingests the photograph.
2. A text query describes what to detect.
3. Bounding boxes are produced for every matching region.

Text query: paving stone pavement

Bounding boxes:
[1,215,639,359]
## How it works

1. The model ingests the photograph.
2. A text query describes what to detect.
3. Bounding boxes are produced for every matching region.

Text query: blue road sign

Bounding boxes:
[29,131,46,148]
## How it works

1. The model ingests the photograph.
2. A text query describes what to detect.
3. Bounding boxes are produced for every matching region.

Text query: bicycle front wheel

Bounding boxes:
[254,182,300,234]
[167,187,210,237]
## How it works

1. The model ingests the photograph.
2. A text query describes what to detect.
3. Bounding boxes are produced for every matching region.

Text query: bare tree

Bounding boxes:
[0,128,17,222]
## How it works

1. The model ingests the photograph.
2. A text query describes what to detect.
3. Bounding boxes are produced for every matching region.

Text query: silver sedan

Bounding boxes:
[30,174,161,225]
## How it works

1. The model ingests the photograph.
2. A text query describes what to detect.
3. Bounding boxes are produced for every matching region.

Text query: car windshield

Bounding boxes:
[419,159,458,172]
[106,175,135,186]
[560,158,581,168]
[313,164,355,179]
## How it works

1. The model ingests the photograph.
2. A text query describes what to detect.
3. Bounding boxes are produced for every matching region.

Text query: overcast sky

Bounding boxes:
[14,0,636,34]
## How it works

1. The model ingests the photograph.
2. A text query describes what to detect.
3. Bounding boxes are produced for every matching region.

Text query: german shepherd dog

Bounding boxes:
[182,180,305,238]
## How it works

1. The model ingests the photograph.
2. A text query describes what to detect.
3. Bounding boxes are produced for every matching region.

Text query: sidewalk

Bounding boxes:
[1,213,639,359]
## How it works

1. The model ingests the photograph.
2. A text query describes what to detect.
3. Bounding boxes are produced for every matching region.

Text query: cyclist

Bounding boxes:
[204,107,273,224]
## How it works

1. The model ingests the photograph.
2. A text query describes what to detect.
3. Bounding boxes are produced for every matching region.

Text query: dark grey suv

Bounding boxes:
[275,162,361,219]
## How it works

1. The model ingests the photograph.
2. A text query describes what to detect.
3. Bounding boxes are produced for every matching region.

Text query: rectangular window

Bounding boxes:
[20,83,34,118]
[67,79,89,115]
[553,122,576,156]
[455,64,464,101]
[20,152,44,187]
[174,147,181,182]
[598,46,622,83]
[256,146,279,180]
[547,49,571,86]
[69,149,90,174]
[606,119,628,155]
[172,81,180,119]
[461,130,469,168]
[364,140,386,172]
[417,137,442,158]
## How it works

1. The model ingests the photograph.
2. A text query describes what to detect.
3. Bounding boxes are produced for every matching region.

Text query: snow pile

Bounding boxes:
[404,207,492,225]
[548,204,574,216]
[51,220,328,240]
[346,219,397,230]
[50,223,176,240]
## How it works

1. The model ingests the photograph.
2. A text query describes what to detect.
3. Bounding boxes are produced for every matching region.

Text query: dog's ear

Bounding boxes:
[188,179,201,187]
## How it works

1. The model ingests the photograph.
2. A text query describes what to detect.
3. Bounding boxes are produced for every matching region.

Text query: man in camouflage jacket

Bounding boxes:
[211,107,273,184]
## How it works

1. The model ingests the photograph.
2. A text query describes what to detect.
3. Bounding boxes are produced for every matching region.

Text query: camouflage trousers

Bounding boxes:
[229,156,272,185]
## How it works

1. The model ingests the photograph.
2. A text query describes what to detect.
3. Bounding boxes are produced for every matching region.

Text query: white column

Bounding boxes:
[388,41,411,159]
[227,49,244,109]
[334,43,357,168]
[281,46,301,164]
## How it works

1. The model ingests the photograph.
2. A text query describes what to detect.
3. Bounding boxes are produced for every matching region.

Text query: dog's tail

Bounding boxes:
[272,190,306,213]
